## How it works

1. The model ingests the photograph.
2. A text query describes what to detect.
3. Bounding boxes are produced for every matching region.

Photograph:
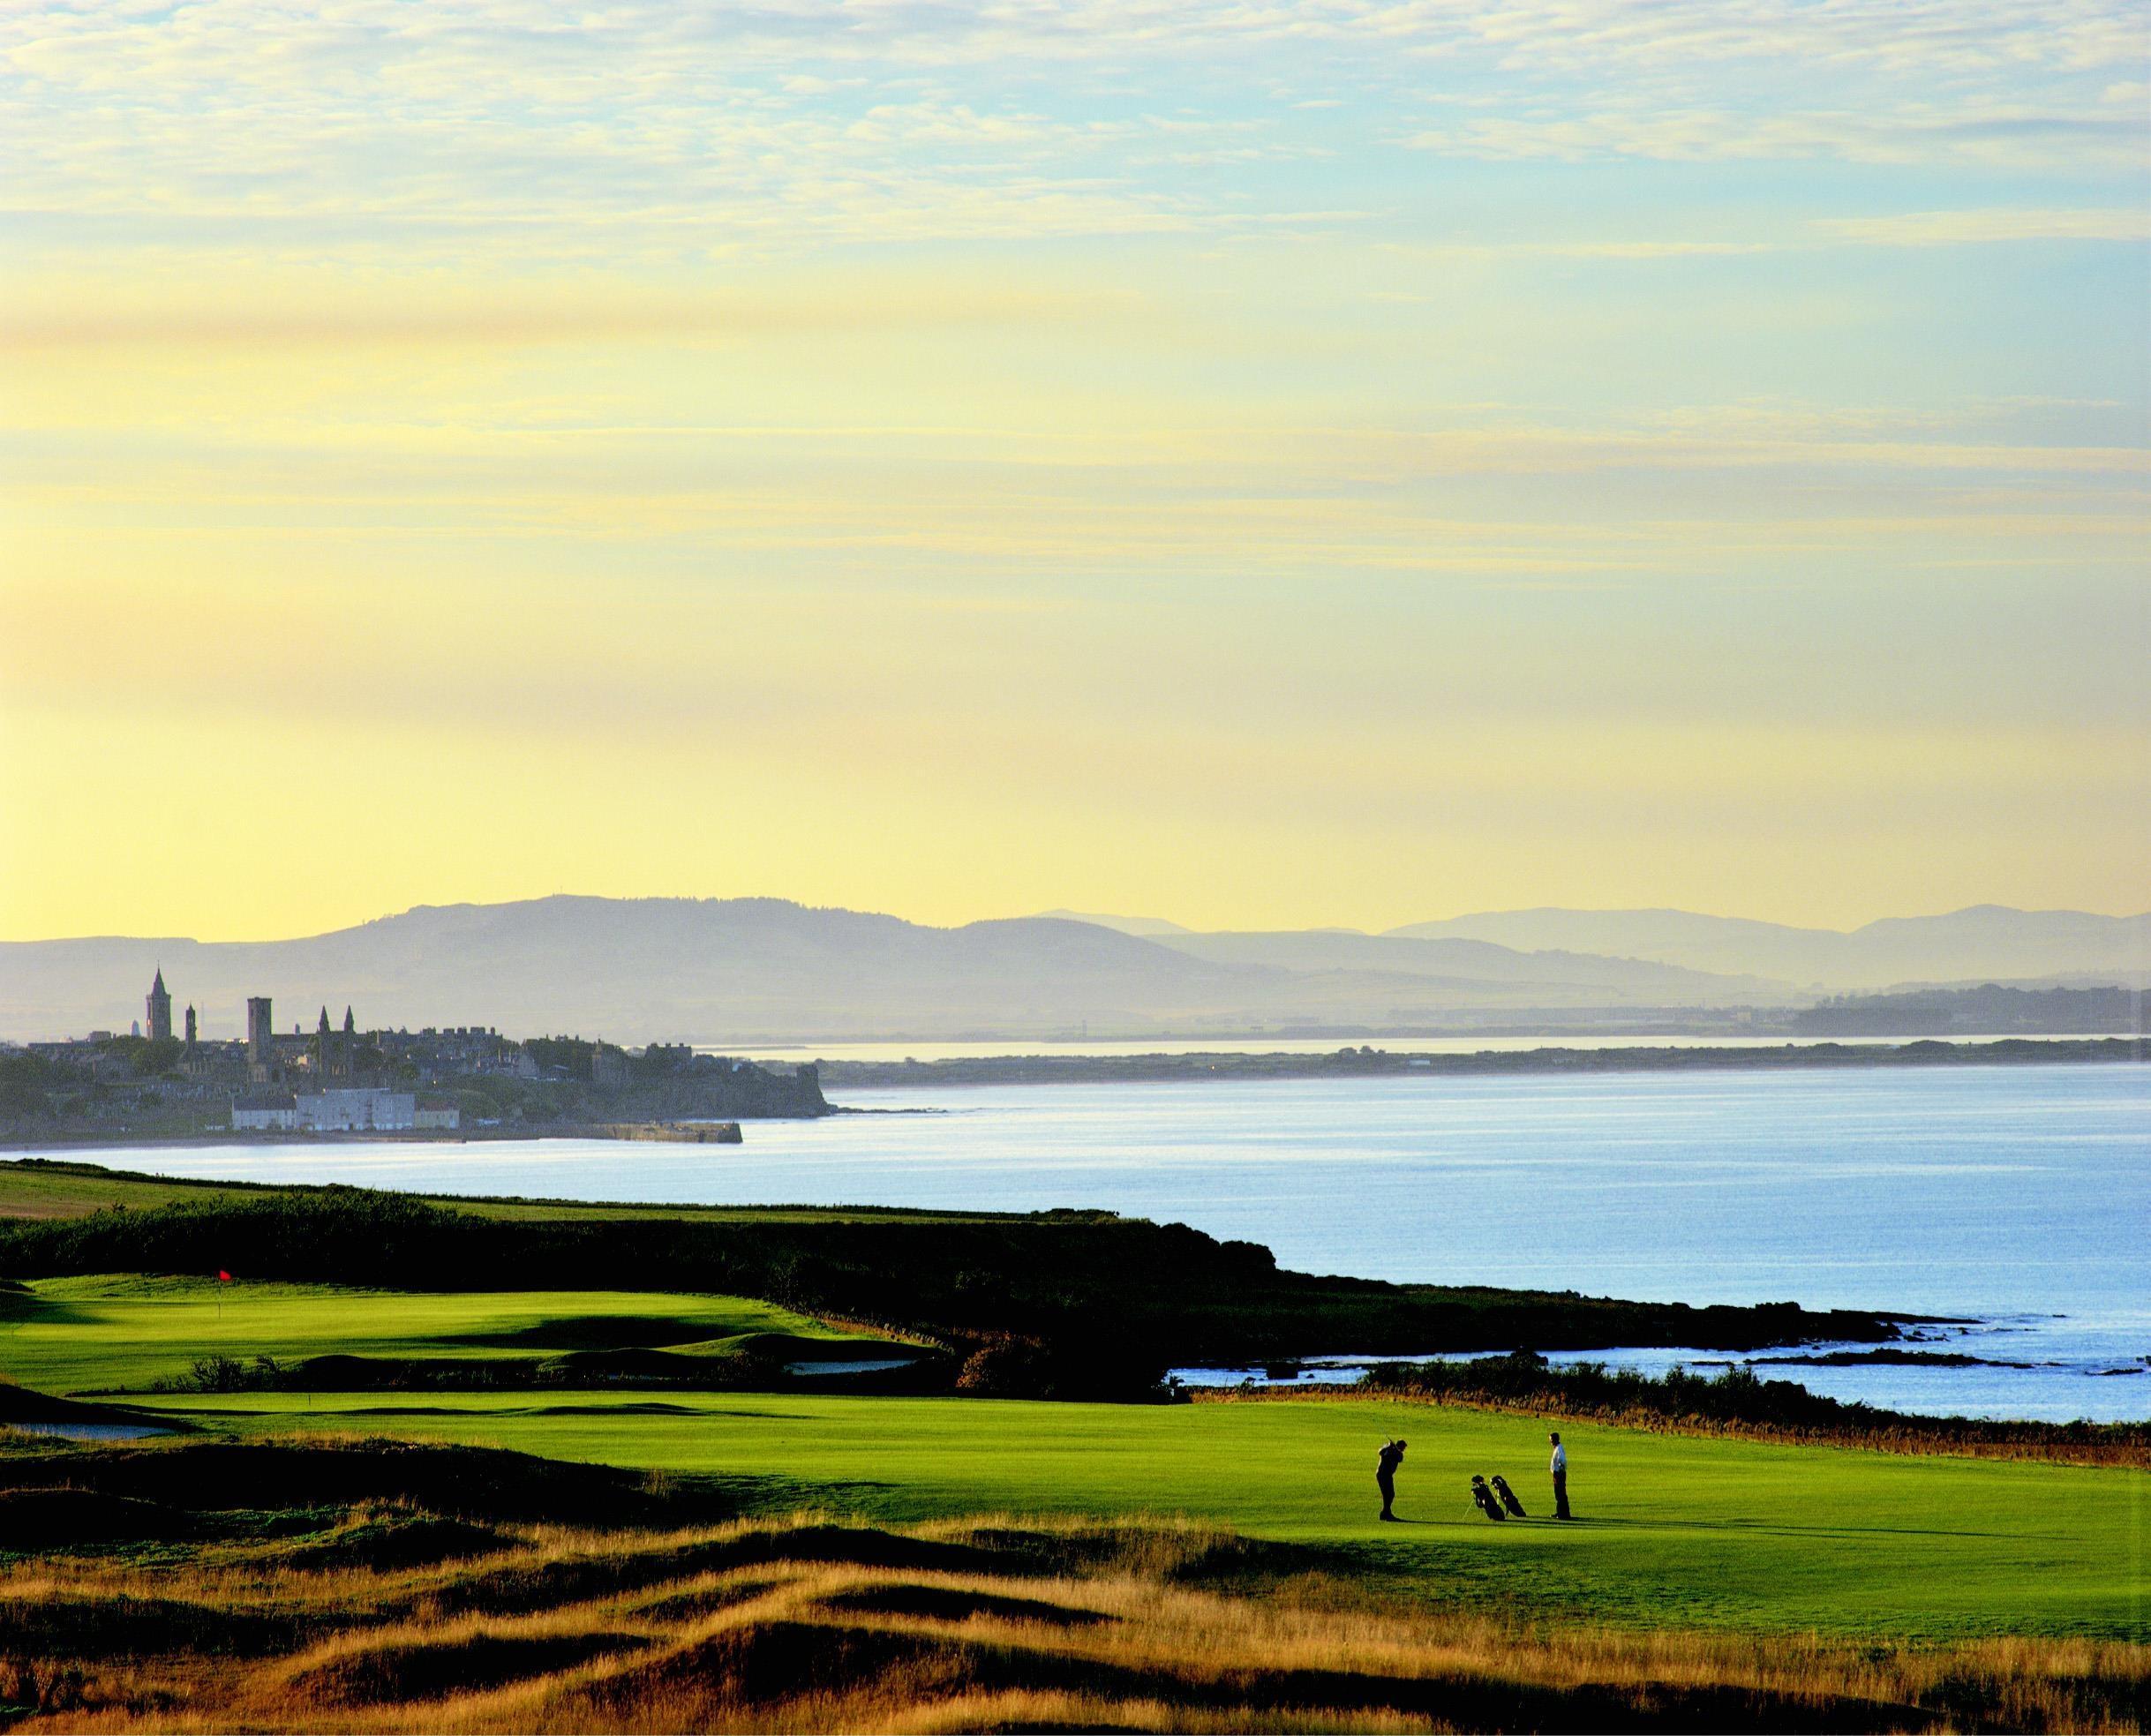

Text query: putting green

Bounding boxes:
[0,1276,875,1394]
[134,1389,2149,1642]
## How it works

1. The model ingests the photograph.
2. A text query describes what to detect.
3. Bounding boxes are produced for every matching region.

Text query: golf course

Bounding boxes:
[0,1161,2144,1730]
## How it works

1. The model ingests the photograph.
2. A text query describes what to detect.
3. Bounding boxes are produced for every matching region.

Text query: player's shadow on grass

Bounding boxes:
[1473,1514,2013,1543]
[520,1402,801,1420]
[1506,1514,2014,1542]
[1710,1518,2015,1541]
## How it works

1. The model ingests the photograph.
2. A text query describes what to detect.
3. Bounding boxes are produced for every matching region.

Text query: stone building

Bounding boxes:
[305,1006,371,1083]
[146,970,172,1043]
[296,1087,415,1131]
[232,1092,298,1131]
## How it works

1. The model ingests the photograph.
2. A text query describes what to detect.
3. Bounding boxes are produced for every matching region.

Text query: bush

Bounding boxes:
[186,1355,248,1393]
[954,1335,1046,1396]
[1359,1351,2150,1461]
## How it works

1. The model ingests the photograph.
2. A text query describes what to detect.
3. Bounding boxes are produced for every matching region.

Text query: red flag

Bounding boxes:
[217,1269,233,1282]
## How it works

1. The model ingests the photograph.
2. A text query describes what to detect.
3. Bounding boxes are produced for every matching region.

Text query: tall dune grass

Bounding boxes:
[8,1508,2143,1732]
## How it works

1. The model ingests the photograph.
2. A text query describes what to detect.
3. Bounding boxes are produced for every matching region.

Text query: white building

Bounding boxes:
[414,1104,461,1130]
[232,1093,297,1131]
[295,1088,416,1131]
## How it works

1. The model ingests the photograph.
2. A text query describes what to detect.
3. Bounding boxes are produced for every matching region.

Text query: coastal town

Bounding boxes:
[0,971,827,1142]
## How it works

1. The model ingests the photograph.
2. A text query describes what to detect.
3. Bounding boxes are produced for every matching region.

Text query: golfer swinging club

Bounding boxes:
[1376,1438,1407,1522]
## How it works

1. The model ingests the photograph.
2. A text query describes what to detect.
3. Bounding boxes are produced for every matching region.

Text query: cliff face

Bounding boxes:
[462,1055,832,1125]
[599,1061,829,1120]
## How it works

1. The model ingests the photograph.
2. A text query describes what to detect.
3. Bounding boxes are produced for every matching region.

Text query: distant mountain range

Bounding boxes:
[1089,928,1779,999]
[1383,906,2151,990]
[2,900,1246,1046]
[1055,905,2150,993]
[1,897,2142,1045]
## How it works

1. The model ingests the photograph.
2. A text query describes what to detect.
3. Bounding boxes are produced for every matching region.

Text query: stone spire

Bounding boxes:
[146,968,173,1043]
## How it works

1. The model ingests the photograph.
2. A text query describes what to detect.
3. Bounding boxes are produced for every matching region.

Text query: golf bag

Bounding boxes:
[1490,1474,1527,1517]
[1470,1476,1506,1522]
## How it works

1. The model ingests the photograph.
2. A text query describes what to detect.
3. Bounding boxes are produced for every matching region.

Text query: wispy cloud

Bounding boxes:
[2,0,2145,936]
[1816,207,2151,245]
[1403,102,2148,169]
[1375,207,2151,262]
[4,0,2144,267]
[0,279,1144,351]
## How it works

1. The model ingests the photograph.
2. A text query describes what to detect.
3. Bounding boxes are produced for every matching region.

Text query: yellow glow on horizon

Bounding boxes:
[5,541,2143,940]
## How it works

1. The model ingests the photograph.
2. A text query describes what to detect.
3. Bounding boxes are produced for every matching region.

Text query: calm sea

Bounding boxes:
[34,1062,2148,1422]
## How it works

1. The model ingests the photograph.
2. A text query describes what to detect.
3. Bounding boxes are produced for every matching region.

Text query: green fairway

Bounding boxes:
[131,1388,2149,1642]
[0,1275,884,1393]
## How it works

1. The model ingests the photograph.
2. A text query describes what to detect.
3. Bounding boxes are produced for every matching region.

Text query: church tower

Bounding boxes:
[184,1004,198,1054]
[146,969,173,1043]
[246,996,274,1066]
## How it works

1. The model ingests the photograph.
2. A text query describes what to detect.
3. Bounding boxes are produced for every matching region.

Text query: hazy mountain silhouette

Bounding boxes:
[1386,906,2151,989]
[0,899,1251,1044]
[1135,930,1777,997]
[1029,909,1195,937]
[6,898,2140,1045]
[3,895,1768,1044]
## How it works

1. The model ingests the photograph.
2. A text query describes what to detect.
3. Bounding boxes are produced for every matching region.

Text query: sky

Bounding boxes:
[3,1,2147,941]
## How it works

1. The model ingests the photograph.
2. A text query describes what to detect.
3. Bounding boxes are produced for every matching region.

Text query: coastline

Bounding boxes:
[0,1118,791,1154]
[7,1036,2138,1149]
[816,1034,2143,1088]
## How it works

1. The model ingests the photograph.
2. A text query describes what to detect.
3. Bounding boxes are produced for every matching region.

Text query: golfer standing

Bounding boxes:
[1548,1431,1572,1520]
[1376,1438,1407,1522]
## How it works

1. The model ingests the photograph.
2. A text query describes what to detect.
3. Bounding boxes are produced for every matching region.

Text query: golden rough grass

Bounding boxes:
[8,1512,2145,1734]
